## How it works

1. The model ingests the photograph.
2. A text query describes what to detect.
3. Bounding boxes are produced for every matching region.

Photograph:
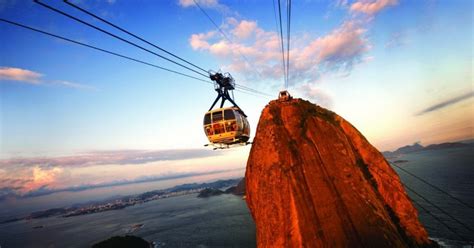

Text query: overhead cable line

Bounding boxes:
[34,0,209,79]
[369,165,472,243]
[276,0,287,89]
[271,0,285,89]
[191,0,263,78]
[371,166,473,235]
[271,0,283,60]
[63,0,208,75]
[411,200,470,243]
[35,0,271,98]
[0,18,210,84]
[64,0,271,97]
[391,163,474,210]
[190,0,274,98]
[0,18,261,97]
[402,183,473,232]
[286,0,292,89]
[235,84,273,97]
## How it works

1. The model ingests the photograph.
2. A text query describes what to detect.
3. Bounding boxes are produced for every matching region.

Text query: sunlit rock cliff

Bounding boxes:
[245,98,433,247]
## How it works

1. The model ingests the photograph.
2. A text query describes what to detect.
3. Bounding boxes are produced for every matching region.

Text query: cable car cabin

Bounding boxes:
[203,107,250,145]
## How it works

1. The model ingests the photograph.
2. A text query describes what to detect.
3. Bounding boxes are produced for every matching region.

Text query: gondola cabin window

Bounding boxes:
[204,113,211,125]
[212,111,223,122]
[224,109,235,120]
[224,109,236,132]
[243,117,250,135]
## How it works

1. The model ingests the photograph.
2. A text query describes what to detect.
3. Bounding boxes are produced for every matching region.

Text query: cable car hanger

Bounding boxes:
[204,72,251,150]
[208,71,246,117]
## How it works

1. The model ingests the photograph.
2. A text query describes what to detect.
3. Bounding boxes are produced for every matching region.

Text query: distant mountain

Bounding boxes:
[383,141,472,158]
[225,178,246,195]
[396,143,424,154]
[169,179,241,192]
[197,188,224,198]
[199,178,246,198]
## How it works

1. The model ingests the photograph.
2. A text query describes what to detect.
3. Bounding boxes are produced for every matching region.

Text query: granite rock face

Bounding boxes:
[245,98,432,248]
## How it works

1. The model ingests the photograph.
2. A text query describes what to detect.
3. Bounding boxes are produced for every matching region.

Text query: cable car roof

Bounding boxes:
[205,106,242,114]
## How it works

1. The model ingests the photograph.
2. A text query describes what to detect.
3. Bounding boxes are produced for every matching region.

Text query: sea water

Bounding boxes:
[393,146,474,247]
[0,194,255,247]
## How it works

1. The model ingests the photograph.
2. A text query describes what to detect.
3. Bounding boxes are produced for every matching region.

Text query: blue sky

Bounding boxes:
[0,0,472,199]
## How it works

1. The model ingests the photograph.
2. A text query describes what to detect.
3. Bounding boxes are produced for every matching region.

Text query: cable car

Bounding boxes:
[204,72,251,149]
[203,107,250,145]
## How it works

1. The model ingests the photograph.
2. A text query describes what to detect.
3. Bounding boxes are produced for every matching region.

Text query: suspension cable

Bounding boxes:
[286,0,292,89]
[64,0,209,75]
[411,200,470,243]
[369,165,472,243]
[191,0,264,78]
[34,0,209,79]
[35,0,271,98]
[391,163,473,210]
[272,0,282,59]
[190,0,274,98]
[0,18,265,98]
[403,183,473,232]
[235,84,273,97]
[0,18,210,85]
[276,0,287,89]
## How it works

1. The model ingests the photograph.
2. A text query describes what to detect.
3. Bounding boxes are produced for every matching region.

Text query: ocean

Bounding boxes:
[392,146,474,247]
[0,194,255,248]
[0,146,472,247]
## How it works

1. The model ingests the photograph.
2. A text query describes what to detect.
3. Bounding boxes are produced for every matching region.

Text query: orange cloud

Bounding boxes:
[21,166,63,193]
[189,19,369,85]
[0,66,95,90]
[0,67,42,84]
[0,149,238,199]
[232,20,258,40]
[299,21,369,67]
[350,0,398,15]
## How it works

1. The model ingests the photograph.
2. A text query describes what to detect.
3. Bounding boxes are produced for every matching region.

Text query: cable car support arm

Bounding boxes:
[208,72,247,117]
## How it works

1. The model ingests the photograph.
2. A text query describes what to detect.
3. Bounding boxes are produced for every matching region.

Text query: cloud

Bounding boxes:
[232,20,258,40]
[53,80,97,90]
[0,178,32,190]
[0,67,42,84]
[0,149,222,168]
[0,168,242,200]
[22,167,63,193]
[0,148,225,199]
[335,0,349,7]
[350,0,398,15]
[416,91,474,116]
[184,0,402,106]
[299,21,370,72]
[178,0,218,8]
[298,84,334,108]
[0,166,63,199]
[0,66,95,90]
[189,18,370,86]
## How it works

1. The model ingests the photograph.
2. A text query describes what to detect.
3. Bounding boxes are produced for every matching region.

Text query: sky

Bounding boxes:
[0,0,472,201]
